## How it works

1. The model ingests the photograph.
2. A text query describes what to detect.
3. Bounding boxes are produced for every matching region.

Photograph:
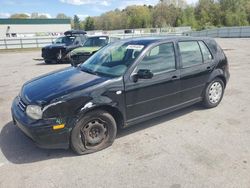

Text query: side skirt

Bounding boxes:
[125,97,202,128]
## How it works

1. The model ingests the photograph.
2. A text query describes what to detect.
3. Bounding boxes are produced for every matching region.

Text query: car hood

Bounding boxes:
[21,67,109,104]
[71,46,101,55]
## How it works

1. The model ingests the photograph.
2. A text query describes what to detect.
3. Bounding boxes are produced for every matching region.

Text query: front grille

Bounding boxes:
[18,97,27,112]
[72,53,91,62]
[42,48,66,60]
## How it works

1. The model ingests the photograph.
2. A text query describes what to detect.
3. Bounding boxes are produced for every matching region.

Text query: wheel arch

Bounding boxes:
[207,69,227,87]
[215,75,226,88]
[202,69,226,98]
[78,104,125,129]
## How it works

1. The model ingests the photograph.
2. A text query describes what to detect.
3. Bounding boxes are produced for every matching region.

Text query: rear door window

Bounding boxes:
[137,42,176,74]
[198,41,213,62]
[179,41,203,68]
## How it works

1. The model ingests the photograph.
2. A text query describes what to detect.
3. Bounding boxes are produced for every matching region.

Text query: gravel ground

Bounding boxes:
[0,38,250,188]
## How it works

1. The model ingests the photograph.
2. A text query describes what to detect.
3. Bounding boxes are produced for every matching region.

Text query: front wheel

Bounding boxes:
[45,60,58,64]
[71,110,117,155]
[202,78,225,108]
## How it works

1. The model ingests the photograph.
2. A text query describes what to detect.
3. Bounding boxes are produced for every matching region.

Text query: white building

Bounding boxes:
[0,18,71,38]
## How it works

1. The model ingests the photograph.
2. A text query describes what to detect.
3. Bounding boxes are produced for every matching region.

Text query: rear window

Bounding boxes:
[205,39,221,55]
[54,36,76,46]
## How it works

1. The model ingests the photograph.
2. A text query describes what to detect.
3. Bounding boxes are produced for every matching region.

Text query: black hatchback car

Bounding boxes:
[12,37,229,155]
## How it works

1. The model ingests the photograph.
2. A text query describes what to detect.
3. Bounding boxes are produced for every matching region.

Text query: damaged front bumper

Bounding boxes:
[11,97,71,149]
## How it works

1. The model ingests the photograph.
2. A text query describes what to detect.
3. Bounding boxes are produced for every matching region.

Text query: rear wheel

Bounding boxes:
[203,78,225,108]
[71,110,117,155]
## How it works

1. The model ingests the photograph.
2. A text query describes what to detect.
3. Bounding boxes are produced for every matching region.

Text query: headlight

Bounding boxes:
[26,105,43,120]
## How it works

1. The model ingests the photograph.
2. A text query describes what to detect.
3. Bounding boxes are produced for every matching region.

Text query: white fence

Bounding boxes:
[0,26,191,49]
[184,26,250,38]
[1,26,250,49]
[0,36,58,49]
[0,33,182,50]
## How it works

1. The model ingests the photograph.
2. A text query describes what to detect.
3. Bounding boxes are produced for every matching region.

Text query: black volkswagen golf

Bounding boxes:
[12,37,230,155]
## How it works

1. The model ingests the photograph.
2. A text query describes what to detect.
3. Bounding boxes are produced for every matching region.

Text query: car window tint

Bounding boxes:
[137,43,176,74]
[149,46,159,56]
[81,42,145,77]
[81,35,87,44]
[54,36,76,45]
[179,41,203,68]
[111,46,126,61]
[84,37,108,47]
[198,41,213,62]
[74,37,81,45]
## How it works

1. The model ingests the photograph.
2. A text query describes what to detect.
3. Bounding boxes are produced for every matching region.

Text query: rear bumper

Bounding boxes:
[11,97,70,149]
[225,69,230,84]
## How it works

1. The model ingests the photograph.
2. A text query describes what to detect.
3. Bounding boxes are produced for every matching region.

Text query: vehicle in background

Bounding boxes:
[69,35,120,66]
[41,30,87,64]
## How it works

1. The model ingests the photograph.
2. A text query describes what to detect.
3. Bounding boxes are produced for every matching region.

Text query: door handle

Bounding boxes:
[171,75,179,81]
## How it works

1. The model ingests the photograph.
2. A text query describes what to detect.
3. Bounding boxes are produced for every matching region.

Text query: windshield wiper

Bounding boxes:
[81,67,98,76]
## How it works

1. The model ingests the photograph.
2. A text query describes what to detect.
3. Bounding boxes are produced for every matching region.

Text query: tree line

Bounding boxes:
[78,0,250,31]
[9,0,250,31]
[9,13,71,19]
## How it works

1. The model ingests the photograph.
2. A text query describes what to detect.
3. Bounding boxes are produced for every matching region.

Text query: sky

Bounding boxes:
[0,0,198,20]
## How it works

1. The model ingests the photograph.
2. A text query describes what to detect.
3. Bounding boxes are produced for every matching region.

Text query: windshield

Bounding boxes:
[83,36,109,47]
[54,36,76,46]
[80,41,145,77]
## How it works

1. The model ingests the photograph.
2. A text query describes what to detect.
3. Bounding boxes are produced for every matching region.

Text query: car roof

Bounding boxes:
[87,35,109,38]
[119,36,214,46]
[64,30,87,36]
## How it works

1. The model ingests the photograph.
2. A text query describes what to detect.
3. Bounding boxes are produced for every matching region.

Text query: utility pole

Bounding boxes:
[160,0,163,33]
[6,26,10,37]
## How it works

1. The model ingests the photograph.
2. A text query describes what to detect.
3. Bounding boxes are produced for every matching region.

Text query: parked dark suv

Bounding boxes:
[41,30,87,64]
[12,37,229,155]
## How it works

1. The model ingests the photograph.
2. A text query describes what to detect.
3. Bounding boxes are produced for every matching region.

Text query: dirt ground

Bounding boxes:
[0,38,250,188]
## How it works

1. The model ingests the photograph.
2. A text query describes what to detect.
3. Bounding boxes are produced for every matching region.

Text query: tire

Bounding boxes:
[44,60,52,64]
[71,110,117,155]
[202,78,225,108]
[45,60,57,64]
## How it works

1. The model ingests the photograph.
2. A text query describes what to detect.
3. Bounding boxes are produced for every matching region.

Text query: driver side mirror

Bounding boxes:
[132,69,154,82]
